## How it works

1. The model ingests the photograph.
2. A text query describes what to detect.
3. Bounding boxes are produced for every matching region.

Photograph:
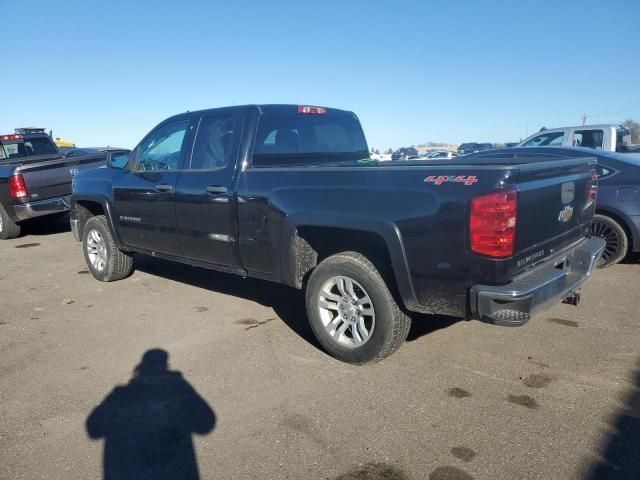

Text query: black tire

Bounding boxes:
[305,251,411,364]
[82,215,133,281]
[0,204,21,239]
[591,214,628,268]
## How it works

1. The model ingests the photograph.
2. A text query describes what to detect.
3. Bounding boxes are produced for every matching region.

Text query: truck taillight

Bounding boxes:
[298,105,327,115]
[588,174,598,207]
[470,190,517,258]
[9,174,28,199]
[0,134,22,141]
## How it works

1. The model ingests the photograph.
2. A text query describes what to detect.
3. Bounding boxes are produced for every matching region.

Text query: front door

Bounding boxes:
[175,112,242,267]
[113,119,193,256]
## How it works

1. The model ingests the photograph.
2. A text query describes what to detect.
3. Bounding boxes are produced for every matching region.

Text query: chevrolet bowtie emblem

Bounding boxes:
[558,205,574,223]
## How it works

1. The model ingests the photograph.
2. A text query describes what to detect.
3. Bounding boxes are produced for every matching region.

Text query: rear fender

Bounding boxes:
[280,212,420,312]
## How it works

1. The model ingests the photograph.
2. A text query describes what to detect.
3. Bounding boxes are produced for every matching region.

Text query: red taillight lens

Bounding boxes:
[297,105,327,115]
[470,190,517,258]
[588,173,598,207]
[9,174,28,199]
[0,134,22,141]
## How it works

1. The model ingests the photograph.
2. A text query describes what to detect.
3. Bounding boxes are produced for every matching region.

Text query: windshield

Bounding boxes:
[0,136,58,161]
[252,112,369,167]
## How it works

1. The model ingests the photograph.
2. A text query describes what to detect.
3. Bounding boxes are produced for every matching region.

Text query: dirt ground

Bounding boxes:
[1,218,639,479]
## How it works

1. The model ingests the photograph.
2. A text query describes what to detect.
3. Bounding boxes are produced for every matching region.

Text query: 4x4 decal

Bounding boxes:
[424,175,478,186]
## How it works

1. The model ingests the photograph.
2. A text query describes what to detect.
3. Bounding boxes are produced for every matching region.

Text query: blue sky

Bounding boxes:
[1,0,639,150]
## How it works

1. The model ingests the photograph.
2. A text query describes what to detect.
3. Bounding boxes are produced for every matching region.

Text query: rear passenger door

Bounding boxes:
[174,112,243,267]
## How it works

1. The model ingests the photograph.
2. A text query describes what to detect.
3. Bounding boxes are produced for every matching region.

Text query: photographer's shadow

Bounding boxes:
[86,349,215,480]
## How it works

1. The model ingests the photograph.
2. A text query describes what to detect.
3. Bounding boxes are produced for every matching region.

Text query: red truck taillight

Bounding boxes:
[470,190,517,258]
[588,174,598,208]
[9,174,28,199]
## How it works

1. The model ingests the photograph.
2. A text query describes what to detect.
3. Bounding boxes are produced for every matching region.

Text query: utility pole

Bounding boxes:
[581,113,588,125]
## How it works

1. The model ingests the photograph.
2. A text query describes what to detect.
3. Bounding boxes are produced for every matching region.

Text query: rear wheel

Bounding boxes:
[305,251,411,364]
[590,214,628,268]
[0,204,21,239]
[82,215,133,281]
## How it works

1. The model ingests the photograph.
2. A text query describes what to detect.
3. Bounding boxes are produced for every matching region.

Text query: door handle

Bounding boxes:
[155,184,173,192]
[206,185,228,195]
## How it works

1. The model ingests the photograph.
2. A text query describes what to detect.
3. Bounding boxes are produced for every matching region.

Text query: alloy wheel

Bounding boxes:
[317,275,375,348]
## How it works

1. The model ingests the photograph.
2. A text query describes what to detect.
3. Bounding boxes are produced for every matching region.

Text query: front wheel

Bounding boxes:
[305,251,411,364]
[82,215,134,281]
[590,214,628,268]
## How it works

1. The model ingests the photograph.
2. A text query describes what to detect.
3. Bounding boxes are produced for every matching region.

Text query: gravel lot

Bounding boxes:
[1,218,639,480]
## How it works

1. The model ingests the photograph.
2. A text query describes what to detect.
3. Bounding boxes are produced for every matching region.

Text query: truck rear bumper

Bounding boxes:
[14,196,71,221]
[470,236,606,326]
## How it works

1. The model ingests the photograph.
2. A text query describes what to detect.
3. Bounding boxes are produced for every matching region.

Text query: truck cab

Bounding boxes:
[518,124,633,153]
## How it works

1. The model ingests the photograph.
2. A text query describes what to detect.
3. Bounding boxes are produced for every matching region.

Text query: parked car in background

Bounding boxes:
[425,150,456,160]
[63,147,128,158]
[457,142,493,155]
[71,104,604,364]
[391,147,418,161]
[0,131,128,239]
[63,147,100,158]
[464,146,640,267]
[517,124,639,154]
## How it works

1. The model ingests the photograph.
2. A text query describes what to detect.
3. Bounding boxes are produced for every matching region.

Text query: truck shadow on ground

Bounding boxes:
[20,213,70,236]
[133,255,462,351]
[86,349,215,480]
[582,357,640,480]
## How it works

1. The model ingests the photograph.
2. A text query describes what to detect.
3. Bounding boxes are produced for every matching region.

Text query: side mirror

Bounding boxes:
[108,152,129,170]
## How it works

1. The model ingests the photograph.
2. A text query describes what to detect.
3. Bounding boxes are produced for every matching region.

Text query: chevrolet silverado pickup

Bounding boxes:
[70,104,605,364]
[0,131,128,239]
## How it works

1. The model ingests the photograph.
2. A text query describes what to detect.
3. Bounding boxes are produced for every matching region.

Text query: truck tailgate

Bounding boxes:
[17,154,107,201]
[513,157,597,272]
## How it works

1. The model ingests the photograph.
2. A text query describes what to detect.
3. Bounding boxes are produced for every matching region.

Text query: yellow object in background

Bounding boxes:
[54,138,75,148]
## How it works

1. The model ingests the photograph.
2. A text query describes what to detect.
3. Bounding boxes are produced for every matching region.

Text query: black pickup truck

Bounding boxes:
[0,131,128,239]
[70,104,605,364]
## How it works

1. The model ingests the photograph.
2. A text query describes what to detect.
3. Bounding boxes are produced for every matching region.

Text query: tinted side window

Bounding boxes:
[573,129,604,149]
[596,164,614,178]
[137,120,188,171]
[252,112,368,167]
[190,115,236,170]
[523,132,564,147]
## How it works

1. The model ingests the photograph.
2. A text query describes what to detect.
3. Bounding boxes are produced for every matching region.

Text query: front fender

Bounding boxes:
[71,195,128,251]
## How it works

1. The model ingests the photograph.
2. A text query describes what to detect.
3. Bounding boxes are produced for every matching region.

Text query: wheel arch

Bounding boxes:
[72,195,127,250]
[280,213,419,312]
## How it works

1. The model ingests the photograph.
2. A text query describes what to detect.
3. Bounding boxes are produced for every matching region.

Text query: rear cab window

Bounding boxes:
[0,135,59,161]
[616,127,632,152]
[596,164,615,178]
[252,107,369,167]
